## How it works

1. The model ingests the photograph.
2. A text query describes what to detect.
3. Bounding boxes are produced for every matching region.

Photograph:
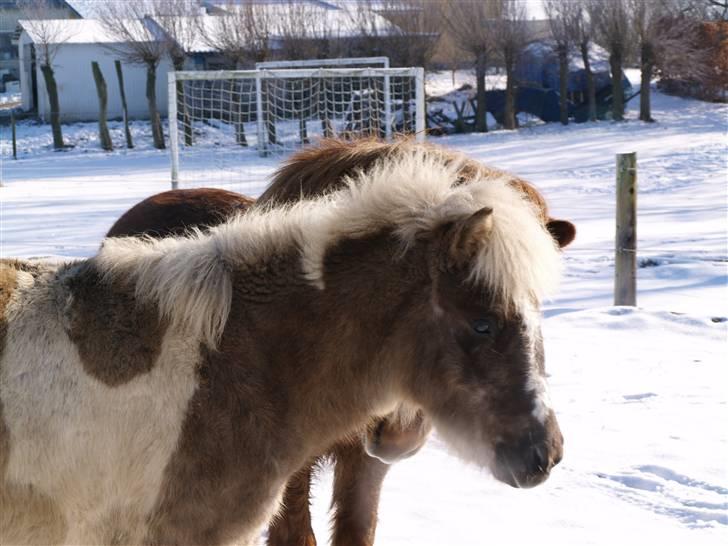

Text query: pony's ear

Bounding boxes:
[447,207,494,269]
[546,219,576,249]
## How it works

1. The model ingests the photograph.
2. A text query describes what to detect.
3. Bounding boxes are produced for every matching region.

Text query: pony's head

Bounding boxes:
[319,152,564,488]
[417,205,563,487]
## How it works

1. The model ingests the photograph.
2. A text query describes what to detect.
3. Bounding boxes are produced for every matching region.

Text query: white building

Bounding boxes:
[18,18,173,122]
[16,1,397,123]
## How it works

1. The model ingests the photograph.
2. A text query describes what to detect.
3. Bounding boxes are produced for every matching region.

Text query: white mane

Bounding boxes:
[95,149,561,347]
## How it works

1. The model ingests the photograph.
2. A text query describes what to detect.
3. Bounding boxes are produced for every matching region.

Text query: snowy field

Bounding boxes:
[1,71,726,545]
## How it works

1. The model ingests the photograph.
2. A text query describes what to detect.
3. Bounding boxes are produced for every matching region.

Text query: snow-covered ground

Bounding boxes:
[1,71,726,545]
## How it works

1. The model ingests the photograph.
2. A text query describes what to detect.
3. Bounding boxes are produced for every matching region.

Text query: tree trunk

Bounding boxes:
[299,114,309,144]
[173,57,193,146]
[558,46,569,125]
[503,60,516,130]
[319,79,333,138]
[610,50,624,121]
[40,64,64,149]
[229,63,247,147]
[639,43,654,122]
[266,114,277,145]
[475,52,488,133]
[115,60,133,148]
[234,94,248,147]
[146,62,165,150]
[581,42,597,122]
[91,62,113,151]
[402,93,411,133]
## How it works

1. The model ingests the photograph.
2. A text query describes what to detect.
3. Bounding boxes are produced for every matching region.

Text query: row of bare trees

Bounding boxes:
[545,0,713,124]
[439,0,716,131]
[20,0,722,150]
[21,0,407,150]
[441,0,530,132]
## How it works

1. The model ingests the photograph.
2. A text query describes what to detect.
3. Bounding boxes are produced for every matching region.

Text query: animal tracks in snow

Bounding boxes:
[596,465,728,528]
[622,392,658,402]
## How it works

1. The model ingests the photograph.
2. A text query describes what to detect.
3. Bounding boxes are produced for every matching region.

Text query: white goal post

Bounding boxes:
[168,66,426,190]
[255,56,390,69]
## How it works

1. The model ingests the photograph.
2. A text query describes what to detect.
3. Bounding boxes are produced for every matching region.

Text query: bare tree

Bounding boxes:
[276,0,337,60]
[707,0,728,18]
[442,0,499,132]
[590,0,633,121]
[99,1,169,149]
[574,0,598,122]
[545,0,583,125]
[346,1,439,68]
[676,0,728,20]
[493,0,529,130]
[631,0,706,121]
[153,0,200,70]
[19,0,74,149]
[153,0,200,146]
[202,2,272,147]
[202,1,271,67]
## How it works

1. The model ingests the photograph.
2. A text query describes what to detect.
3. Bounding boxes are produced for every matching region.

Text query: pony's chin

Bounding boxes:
[492,461,551,489]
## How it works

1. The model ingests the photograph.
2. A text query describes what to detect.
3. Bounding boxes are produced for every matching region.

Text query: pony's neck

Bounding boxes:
[225,230,427,459]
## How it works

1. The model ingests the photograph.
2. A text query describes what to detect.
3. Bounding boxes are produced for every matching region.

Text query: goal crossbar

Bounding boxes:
[255,57,390,69]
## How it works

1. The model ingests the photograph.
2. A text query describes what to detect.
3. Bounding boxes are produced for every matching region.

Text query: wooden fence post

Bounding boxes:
[92,62,113,151]
[11,111,17,160]
[615,152,637,306]
[115,60,134,149]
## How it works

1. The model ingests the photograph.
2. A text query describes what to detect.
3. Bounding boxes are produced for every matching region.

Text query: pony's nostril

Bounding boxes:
[532,445,548,473]
[552,446,563,467]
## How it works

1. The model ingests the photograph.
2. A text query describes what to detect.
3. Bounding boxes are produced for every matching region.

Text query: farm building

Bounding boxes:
[18,18,175,122]
[16,0,396,122]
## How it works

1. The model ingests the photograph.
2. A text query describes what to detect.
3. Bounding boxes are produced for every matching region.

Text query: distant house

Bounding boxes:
[16,0,398,122]
[0,0,79,91]
[18,18,173,122]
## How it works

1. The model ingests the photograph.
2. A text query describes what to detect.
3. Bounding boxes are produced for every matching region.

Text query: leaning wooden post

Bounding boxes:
[92,62,113,151]
[615,152,637,306]
[115,60,134,149]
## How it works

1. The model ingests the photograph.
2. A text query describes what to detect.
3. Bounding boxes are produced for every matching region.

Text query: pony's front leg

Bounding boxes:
[266,462,317,546]
[330,441,390,546]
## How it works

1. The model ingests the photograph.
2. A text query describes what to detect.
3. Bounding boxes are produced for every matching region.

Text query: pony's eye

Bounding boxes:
[472,318,496,335]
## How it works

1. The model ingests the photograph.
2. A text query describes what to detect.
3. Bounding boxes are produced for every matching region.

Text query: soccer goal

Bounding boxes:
[168,66,425,192]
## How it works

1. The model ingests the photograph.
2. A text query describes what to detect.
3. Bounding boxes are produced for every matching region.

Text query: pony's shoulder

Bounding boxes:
[1,257,58,277]
[0,258,73,296]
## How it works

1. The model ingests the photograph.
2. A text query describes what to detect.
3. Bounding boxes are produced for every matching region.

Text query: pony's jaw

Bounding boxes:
[362,409,433,464]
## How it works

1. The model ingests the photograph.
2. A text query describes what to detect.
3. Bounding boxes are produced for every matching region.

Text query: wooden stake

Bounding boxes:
[11,111,17,161]
[615,152,637,306]
[115,60,133,149]
[92,62,113,151]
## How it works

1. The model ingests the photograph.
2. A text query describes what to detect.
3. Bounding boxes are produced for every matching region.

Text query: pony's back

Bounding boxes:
[259,139,550,223]
[107,188,254,238]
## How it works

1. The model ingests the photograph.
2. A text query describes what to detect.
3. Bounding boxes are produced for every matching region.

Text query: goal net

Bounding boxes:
[168,66,425,194]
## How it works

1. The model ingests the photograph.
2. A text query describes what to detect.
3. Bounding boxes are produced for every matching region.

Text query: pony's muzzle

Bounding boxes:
[493,423,563,489]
